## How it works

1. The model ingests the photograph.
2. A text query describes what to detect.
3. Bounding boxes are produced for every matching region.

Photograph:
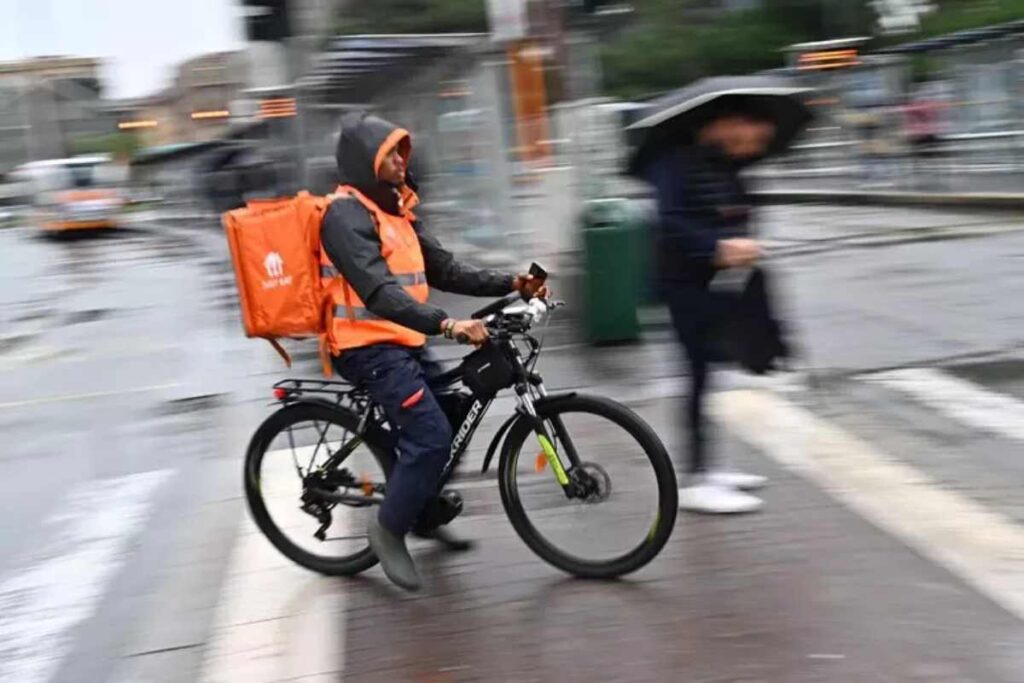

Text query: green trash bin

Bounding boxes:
[582,199,641,344]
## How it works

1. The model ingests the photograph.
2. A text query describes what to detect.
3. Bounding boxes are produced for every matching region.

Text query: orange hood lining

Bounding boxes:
[373,127,411,179]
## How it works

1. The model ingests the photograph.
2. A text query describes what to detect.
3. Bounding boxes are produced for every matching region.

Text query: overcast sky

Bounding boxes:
[0,0,244,99]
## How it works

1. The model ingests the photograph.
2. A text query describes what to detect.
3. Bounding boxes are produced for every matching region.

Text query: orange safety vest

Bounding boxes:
[320,184,429,355]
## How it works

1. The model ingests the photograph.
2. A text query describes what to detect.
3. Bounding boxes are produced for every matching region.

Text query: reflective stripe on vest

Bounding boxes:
[320,265,425,287]
[335,305,382,321]
[321,184,429,353]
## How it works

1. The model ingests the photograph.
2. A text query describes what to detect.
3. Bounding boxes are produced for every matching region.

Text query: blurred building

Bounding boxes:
[174,52,247,142]
[112,52,247,147]
[116,1,338,213]
[0,56,109,173]
[104,97,168,148]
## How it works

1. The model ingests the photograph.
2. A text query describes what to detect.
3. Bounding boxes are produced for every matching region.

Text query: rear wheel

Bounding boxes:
[498,394,677,579]
[244,402,392,576]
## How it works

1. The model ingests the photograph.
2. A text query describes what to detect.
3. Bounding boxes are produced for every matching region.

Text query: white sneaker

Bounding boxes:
[706,471,767,491]
[678,483,763,514]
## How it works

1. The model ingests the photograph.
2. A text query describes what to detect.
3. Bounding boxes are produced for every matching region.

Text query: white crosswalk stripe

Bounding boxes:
[861,367,1024,442]
[197,520,346,682]
[0,470,173,683]
[713,384,1024,622]
[199,448,348,683]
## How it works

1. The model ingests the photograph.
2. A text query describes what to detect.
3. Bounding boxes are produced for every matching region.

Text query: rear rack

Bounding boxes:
[273,378,363,401]
[271,377,384,434]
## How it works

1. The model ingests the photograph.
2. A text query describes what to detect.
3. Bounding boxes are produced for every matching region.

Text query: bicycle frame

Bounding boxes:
[271,300,585,502]
[431,331,582,494]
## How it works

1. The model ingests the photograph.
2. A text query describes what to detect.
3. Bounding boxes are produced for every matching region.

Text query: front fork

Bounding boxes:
[516,383,580,492]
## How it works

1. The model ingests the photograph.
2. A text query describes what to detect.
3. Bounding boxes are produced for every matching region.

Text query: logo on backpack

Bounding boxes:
[264,251,285,278]
[262,251,292,289]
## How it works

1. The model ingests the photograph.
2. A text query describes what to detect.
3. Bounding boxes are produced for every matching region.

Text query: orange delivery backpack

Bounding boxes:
[222,191,333,369]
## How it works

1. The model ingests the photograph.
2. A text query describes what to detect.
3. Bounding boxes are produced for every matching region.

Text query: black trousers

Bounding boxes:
[665,286,716,475]
[334,345,451,536]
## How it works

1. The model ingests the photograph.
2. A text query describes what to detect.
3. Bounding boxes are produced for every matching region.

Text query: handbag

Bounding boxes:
[706,266,790,375]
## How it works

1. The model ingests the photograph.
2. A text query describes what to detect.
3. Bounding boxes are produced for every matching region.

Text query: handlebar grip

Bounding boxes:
[471,292,521,320]
[455,332,471,345]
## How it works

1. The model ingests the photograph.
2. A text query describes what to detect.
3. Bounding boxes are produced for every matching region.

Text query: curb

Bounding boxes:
[752,189,1024,210]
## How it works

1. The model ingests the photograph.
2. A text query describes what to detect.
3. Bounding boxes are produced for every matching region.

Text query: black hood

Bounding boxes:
[335,111,411,215]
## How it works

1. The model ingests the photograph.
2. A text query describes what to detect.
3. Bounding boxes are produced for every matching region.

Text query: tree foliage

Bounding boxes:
[334,0,487,35]
[915,0,1024,37]
[330,0,1023,99]
[599,1,815,100]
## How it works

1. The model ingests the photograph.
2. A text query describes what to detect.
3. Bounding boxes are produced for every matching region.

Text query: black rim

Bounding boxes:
[501,398,676,576]
[247,407,386,569]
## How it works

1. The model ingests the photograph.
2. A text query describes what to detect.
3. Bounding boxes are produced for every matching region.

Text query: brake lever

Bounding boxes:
[525,296,561,320]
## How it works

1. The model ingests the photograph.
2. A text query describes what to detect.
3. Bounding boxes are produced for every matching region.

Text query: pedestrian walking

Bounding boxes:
[627,76,813,514]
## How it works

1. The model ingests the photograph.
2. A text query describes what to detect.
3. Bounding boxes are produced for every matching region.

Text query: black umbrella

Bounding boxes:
[625,75,815,176]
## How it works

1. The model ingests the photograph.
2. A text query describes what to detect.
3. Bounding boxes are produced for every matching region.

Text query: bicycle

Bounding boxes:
[244,293,679,579]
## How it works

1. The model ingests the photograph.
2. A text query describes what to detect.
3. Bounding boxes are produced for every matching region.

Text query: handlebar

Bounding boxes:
[471,292,522,320]
[453,296,562,345]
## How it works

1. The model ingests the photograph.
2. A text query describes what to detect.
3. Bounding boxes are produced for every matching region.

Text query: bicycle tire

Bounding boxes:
[244,401,393,576]
[497,394,678,579]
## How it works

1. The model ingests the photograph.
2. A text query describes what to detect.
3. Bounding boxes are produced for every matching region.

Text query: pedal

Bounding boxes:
[418,525,474,552]
[413,490,464,534]
[437,490,464,525]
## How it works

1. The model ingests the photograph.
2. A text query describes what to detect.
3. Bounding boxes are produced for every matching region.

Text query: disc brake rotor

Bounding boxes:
[573,461,612,503]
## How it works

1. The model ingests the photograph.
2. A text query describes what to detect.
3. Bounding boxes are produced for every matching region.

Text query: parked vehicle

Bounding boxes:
[12,155,126,232]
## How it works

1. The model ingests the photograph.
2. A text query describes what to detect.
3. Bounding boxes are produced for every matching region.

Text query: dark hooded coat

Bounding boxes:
[320,112,513,336]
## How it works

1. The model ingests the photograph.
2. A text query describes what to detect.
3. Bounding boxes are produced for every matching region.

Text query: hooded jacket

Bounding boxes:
[320,112,514,337]
[643,143,751,287]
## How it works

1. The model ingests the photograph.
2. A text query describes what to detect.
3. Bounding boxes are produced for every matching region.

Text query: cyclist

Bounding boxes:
[321,112,545,590]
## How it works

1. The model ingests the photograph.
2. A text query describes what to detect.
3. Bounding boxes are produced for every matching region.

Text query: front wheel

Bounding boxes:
[498,394,678,579]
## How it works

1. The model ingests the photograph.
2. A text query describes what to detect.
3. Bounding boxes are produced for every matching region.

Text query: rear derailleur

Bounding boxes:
[299,467,368,541]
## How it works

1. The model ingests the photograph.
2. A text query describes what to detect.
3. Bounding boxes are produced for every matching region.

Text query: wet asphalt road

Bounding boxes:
[1,203,1023,682]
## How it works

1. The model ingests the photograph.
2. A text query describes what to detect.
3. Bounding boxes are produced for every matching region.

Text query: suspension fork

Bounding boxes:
[533,381,583,471]
[516,389,569,487]
[516,384,583,491]
[510,340,583,489]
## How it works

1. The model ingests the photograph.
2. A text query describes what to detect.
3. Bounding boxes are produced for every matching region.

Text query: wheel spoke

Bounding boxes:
[286,425,303,478]
[307,420,332,473]
[323,429,353,470]
[248,404,388,576]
